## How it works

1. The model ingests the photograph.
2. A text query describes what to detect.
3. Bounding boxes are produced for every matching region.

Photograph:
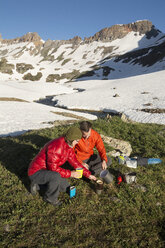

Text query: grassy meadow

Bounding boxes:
[0,117,165,248]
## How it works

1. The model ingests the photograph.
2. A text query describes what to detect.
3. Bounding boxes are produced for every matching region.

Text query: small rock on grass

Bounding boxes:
[131,184,147,192]
[109,196,121,202]
[4,224,10,232]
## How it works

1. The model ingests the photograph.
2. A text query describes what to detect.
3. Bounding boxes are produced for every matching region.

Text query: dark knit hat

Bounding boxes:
[65,126,82,142]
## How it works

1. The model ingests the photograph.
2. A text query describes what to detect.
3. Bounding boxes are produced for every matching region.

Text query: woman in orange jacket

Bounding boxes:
[74,121,112,176]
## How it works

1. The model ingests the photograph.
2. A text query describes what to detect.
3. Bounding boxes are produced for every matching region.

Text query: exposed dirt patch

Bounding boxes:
[138,108,165,114]
[0,57,14,74]
[143,103,152,107]
[0,97,29,102]
[141,91,150,94]
[42,119,78,126]
[23,72,42,81]
[51,111,89,120]
[16,63,34,74]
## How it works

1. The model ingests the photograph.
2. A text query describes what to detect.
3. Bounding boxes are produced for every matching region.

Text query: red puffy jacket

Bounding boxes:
[28,137,91,178]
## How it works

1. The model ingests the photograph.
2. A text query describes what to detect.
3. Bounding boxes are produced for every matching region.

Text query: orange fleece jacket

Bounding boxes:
[74,129,108,164]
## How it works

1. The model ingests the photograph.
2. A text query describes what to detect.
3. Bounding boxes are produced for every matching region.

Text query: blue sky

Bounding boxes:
[0,0,165,41]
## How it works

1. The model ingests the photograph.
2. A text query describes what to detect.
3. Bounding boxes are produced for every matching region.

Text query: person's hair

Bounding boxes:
[80,121,92,132]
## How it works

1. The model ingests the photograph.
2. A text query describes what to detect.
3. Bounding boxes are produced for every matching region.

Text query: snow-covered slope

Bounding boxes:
[0,81,97,137]
[0,20,165,137]
[0,20,165,83]
[53,70,165,124]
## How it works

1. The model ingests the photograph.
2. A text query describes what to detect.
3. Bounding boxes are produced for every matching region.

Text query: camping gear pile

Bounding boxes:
[94,155,162,194]
[117,155,162,185]
[118,155,162,168]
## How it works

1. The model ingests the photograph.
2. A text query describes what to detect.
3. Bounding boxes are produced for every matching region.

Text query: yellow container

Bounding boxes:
[76,168,83,178]
[118,155,125,164]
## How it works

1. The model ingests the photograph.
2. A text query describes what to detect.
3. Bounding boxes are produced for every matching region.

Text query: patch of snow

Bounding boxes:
[53,70,165,125]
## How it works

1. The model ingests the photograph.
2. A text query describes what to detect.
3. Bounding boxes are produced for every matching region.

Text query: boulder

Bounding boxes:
[101,134,132,157]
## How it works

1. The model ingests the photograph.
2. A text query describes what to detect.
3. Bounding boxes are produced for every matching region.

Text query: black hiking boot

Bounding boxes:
[43,197,62,207]
[30,183,40,195]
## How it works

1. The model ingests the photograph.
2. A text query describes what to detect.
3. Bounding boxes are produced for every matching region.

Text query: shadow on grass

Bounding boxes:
[0,134,50,192]
[159,218,165,243]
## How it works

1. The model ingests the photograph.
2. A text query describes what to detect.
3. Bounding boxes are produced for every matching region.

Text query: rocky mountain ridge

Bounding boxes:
[84,20,160,42]
[0,32,43,47]
[0,20,165,83]
[0,20,160,45]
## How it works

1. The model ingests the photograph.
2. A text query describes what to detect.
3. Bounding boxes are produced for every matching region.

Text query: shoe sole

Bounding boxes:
[30,184,39,195]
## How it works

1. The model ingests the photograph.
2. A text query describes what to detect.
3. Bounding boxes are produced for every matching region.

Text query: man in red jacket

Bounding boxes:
[74,121,112,176]
[28,126,96,206]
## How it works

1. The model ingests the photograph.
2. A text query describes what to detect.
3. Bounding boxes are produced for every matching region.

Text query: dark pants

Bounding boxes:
[29,170,70,202]
[83,154,112,176]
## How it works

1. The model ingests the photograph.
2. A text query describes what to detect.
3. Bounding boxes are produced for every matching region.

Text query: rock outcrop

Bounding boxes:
[84,20,159,42]
[0,58,14,74]
[101,134,132,157]
[68,36,82,45]
[1,32,43,47]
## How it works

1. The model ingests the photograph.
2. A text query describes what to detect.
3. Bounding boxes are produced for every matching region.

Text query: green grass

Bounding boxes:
[0,117,165,248]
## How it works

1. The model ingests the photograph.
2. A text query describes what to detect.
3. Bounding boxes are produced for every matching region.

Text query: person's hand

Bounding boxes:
[71,171,81,179]
[89,175,97,181]
[102,160,107,170]
[82,162,89,169]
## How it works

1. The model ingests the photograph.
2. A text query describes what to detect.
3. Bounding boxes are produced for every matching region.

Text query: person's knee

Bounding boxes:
[48,171,61,182]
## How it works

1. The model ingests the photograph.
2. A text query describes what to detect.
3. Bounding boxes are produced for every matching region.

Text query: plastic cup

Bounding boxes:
[76,168,83,178]
[95,180,103,195]
[100,170,114,184]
